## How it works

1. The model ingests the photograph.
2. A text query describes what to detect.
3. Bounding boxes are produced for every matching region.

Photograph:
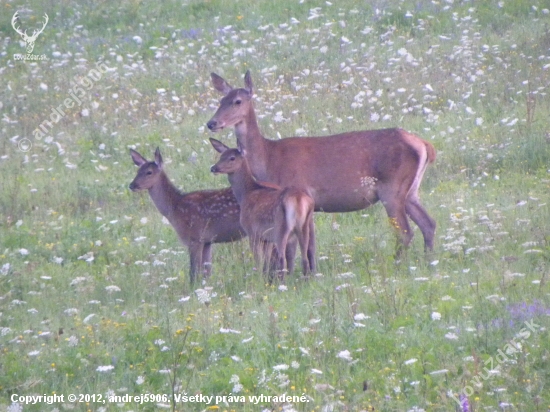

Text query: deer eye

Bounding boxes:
[146,170,153,175]
[234,99,242,105]
[229,156,236,161]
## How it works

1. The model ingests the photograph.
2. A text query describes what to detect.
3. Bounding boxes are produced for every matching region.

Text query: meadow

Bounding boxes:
[1,0,550,411]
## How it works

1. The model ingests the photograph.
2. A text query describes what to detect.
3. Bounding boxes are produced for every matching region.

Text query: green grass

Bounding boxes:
[1,0,550,411]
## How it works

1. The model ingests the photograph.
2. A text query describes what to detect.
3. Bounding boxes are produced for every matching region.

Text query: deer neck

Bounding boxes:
[148,172,183,219]
[234,105,269,181]
[227,161,260,205]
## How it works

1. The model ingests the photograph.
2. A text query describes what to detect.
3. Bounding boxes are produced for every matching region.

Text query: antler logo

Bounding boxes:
[11,12,49,54]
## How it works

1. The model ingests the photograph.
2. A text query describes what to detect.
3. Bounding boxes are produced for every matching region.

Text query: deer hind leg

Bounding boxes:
[405,149,436,251]
[202,243,213,277]
[249,237,266,271]
[406,195,436,251]
[188,242,205,284]
[285,237,297,276]
[293,219,311,276]
[261,242,281,283]
[379,193,413,255]
[305,211,316,274]
[275,229,292,281]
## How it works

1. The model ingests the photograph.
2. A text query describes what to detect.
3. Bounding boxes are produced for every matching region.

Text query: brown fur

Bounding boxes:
[129,148,245,283]
[207,71,436,252]
[210,139,315,278]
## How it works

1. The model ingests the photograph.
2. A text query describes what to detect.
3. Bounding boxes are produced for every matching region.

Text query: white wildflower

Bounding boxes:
[64,308,78,316]
[1,263,10,275]
[431,311,442,320]
[83,314,96,324]
[337,350,353,361]
[230,375,243,393]
[7,403,23,412]
[220,327,241,334]
[195,287,212,304]
[445,332,459,340]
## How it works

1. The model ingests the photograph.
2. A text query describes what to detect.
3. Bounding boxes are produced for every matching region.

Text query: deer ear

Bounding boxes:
[211,72,233,95]
[130,149,147,166]
[210,138,230,154]
[244,70,253,96]
[154,147,163,168]
[236,139,247,156]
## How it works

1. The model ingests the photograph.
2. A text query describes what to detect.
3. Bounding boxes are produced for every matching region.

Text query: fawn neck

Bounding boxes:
[148,172,183,219]
[227,160,261,205]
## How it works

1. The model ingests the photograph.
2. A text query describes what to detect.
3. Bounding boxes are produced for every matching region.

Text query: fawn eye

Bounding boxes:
[234,99,241,105]
[229,156,236,161]
[146,171,153,175]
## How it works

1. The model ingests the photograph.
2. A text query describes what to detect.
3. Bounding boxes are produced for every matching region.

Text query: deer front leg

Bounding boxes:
[188,242,204,284]
[202,243,213,277]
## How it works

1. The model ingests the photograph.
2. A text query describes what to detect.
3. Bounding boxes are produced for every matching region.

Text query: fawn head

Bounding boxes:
[210,138,246,175]
[129,148,164,191]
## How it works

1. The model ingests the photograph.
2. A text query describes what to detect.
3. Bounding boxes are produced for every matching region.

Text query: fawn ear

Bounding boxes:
[211,72,233,95]
[130,149,147,166]
[154,147,163,168]
[236,139,247,156]
[210,138,230,154]
[244,70,253,96]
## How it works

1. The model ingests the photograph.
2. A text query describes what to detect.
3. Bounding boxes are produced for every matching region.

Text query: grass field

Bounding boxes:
[1,0,550,411]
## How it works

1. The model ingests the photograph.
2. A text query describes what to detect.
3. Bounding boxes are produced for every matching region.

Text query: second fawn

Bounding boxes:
[210,138,315,279]
[129,148,246,283]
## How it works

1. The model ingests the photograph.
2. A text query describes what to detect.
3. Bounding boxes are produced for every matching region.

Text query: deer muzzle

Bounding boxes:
[207,119,221,131]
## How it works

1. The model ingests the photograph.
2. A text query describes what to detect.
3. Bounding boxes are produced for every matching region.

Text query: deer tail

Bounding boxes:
[425,140,437,164]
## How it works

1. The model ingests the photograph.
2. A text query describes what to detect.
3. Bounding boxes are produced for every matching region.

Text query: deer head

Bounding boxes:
[129,148,163,191]
[207,71,254,132]
[11,12,49,54]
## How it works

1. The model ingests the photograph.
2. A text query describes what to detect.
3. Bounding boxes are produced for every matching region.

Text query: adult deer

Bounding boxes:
[207,71,436,253]
[210,138,315,279]
[129,148,246,283]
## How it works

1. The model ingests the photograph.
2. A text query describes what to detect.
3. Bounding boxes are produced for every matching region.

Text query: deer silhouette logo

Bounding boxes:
[11,12,49,54]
